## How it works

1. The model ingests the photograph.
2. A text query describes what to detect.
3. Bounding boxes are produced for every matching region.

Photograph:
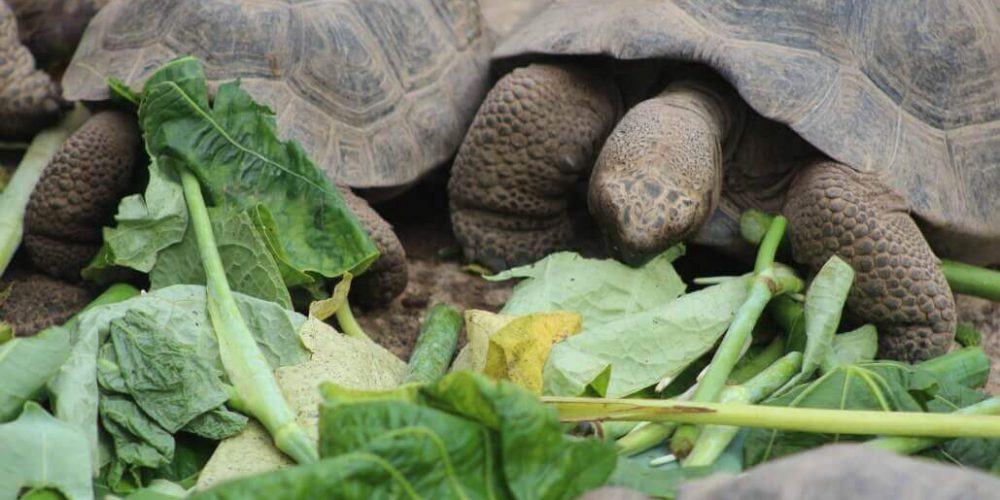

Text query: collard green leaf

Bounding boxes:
[543,276,751,397]
[743,361,979,466]
[150,207,292,309]
[820,325,878,374]
[84,159,188,280]
[0,325,71,422]
[313,371,616,500]
[427,372,617,499]
[100,396,175,470]
[0,402,92,500]
[488,249,686,329]
[181,407,248,440]
[111,310,229,432]
[48,285,307,468]
[138,56,377,280]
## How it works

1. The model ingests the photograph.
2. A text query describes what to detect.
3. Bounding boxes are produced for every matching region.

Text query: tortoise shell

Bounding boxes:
[62,0,493,189]
[494,0,1000,264]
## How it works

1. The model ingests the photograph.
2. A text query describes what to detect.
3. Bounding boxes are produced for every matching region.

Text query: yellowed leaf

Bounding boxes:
[450,309,514,373]
[483,312,582,394]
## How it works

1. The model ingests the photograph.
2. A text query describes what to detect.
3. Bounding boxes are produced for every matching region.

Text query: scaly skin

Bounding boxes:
[24,110,140,280]
[0,1,63,139]
[448,63,620,271]
[783,162,955,361]
[338,186,407,308]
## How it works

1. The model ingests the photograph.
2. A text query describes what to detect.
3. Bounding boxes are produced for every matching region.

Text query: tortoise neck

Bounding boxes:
[656,78,746,159]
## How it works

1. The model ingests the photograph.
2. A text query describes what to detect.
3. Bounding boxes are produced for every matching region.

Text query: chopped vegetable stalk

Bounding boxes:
[0,105,89,275]
[179,168,317,464]
[916,346,990,390]
[684,352,802,467]
[616,352,802,458]
[941,259,1000,302]
[545,397,1000,439]
[865,397,1000,455]
[402,304,462,385]
[728,336,785,385]
[672,216,803,457]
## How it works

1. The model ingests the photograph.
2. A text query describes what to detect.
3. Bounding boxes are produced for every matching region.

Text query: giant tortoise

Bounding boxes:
[42,0,495,306]
[447,0,1000,362]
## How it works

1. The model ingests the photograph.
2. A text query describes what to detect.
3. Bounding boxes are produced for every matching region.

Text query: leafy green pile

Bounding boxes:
[194,372,617,499]
[86,56,378,294]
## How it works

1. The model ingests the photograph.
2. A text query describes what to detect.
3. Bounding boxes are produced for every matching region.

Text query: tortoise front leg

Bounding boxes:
[448,63,620,271]
[783,161,956,362]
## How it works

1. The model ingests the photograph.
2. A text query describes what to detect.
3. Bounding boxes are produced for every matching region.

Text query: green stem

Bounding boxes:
[545,397,1000,438]
[683,352,802,467]
[0,106,89,275]
[672,264,803,456]
[754,215,787,273]
[335,296,369,339]
[865,397,1000,455]
[728,335,785,385]
[942,259,1000,302]
[180,168,317,464]
[616,421,677,457]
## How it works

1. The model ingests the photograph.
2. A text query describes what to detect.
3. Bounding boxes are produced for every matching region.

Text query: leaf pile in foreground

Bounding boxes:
[194,372,617,499]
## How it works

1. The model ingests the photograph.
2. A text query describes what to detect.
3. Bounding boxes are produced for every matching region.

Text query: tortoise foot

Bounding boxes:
[784,160,955,362]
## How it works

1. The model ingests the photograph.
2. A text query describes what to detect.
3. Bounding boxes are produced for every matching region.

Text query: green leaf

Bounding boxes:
[0,325,71,422]
[84,158,188,280]
[150,207,292,309]
[820,324,878,373]
[138,56,377,280]
[542,275,751,397]
[181,407,248,440]
[777,256,854,393]
[488,249,686,329]
[100,396,175,470]
[427,373,617,499]
[313,372,616,500]
[48,285,307,469]
[608,454,723,499]
[743,361,977,466]
[150,435,217,489]
[111,310,230,432]
[0,402,92,500]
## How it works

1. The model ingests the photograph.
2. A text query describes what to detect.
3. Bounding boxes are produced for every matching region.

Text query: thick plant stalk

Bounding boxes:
[865,397,1000,455]
[403,304,463,385]
[672,216,802,457]
[546,397,1000,439]
[617,352,802,457]
[942,259,1000,302]
[0,105,89,275]
[180,168,317,464]
[683,352,802,467]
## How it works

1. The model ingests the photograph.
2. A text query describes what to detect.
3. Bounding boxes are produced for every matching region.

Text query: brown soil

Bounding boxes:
[353,173,513,361]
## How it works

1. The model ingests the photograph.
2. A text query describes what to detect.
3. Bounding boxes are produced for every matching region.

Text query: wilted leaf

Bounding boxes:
[543,276,751,397]
[488,249,685,329]
[484,312,582,394]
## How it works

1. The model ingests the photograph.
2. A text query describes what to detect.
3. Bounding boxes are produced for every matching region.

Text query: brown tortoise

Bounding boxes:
[448,0,1000,361]
[48,0,496,308]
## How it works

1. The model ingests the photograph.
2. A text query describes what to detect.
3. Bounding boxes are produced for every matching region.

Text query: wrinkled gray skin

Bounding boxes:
[448,0,1000,361]
[678,444,1000,500]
